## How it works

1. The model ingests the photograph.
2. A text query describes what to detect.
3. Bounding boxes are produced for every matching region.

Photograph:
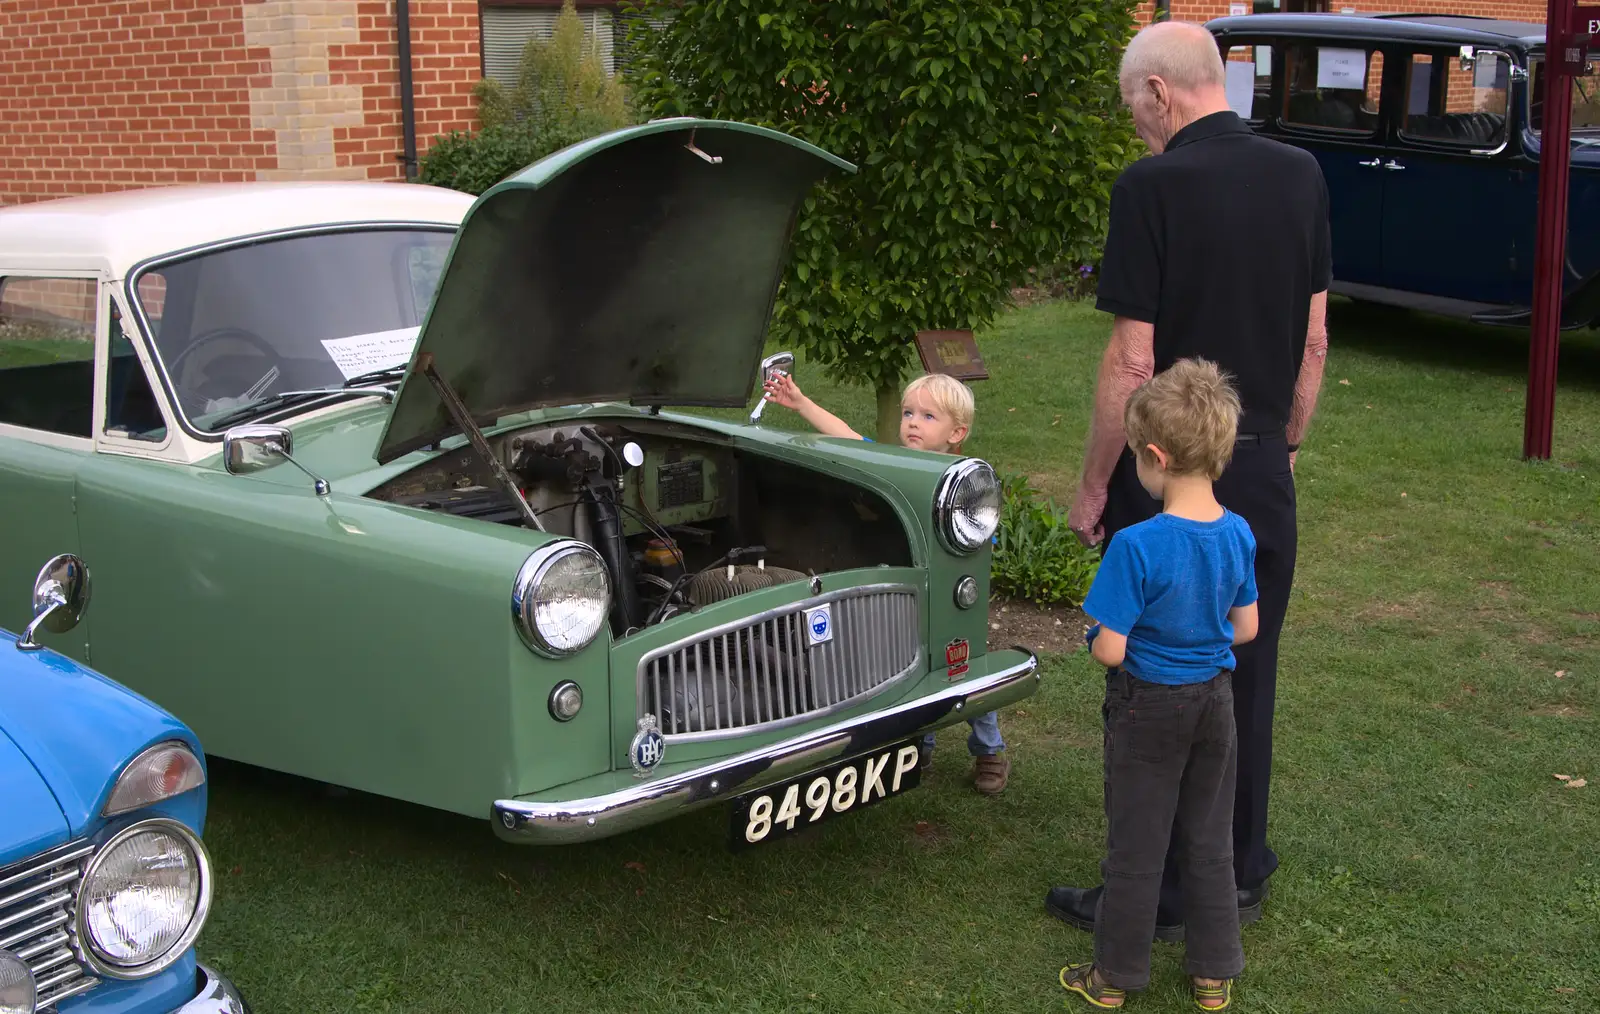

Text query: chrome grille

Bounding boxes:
[639,584,922,741]
[0,841,98,1009]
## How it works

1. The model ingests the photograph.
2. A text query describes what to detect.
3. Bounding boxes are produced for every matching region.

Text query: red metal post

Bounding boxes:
[1524,0,1583,459]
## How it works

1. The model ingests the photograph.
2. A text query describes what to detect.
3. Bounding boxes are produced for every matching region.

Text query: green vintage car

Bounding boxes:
[0,119,1037,846]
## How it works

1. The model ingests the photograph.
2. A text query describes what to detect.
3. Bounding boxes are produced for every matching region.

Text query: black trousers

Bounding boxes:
[1095,668,1244,989]
[1101,436,1297,910]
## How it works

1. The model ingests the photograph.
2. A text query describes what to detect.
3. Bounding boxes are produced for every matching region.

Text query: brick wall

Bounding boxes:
[0,0,477,205]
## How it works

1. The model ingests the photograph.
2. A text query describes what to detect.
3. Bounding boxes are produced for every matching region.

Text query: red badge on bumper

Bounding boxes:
[945,638,970,679]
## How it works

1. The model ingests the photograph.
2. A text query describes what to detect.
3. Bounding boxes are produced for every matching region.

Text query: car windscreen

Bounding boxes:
[132,227,453,432]
[1530,57,1600,139]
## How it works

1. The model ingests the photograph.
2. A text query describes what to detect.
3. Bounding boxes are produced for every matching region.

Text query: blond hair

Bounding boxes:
[1124,358,1240,479]
[1120,21,1226,93]
[903,372,975,433]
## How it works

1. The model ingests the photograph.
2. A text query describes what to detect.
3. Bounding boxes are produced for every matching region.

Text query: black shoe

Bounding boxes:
[1044,885,1185,942]
[1238,883,1268,924]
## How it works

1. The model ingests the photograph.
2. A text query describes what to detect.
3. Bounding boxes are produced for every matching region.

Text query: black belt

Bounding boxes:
[1235,431,1284,445]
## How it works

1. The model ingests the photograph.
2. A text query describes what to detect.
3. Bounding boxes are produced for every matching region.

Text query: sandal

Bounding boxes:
[1059,963,1126,1009]
[1192,978,1232,1011]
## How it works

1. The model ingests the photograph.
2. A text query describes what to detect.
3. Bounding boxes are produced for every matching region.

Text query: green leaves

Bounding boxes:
[621,0,1136,403]
[991,473,1101,607]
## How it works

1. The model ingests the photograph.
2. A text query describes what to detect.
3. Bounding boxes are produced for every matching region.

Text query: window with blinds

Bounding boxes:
[480,4,617,84]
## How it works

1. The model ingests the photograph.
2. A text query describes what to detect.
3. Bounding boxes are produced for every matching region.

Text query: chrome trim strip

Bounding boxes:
[0,843,93,892]
[635,583,924,744]
[38,973,99,1008]
[170,963,249,1014]
[495,649,1040,845]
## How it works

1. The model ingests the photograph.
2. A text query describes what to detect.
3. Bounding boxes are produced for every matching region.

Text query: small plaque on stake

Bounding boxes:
[914,329,989,381]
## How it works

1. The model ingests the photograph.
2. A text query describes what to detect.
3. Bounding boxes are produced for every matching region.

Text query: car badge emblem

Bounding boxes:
[945,638,970,680]
[630,714,666,777]
[805,603,834,645]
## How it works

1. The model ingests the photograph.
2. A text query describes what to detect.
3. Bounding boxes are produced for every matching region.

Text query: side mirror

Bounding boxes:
[222,423,330,497]
[749,351,796,425]
[1459,45,1476,72]
[17,554,91,652]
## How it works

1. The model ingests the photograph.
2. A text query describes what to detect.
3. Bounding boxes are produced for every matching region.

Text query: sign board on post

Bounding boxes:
[1578,6,1600,35]
[914,330,989,381]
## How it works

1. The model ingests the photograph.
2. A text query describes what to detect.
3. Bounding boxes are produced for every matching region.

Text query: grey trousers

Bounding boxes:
[1094,668,1246,990]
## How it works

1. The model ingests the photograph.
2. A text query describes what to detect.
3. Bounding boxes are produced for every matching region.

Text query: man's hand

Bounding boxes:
[1289,450,1297,473]
[1068,484,1108,546]
[761,372,807,410]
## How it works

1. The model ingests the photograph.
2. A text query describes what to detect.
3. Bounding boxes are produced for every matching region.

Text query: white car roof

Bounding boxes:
[0,182,473,278]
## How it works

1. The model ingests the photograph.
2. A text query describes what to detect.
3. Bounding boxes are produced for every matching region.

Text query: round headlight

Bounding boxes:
[512,541,611,657]
[933,458,1001,555]
[78,819,211,979]
[0,948,35,1014]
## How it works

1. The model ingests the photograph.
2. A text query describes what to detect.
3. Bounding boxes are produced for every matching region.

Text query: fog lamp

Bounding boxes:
[548,680,583,722]
[953,575,979,610]
[0,949,34,1014]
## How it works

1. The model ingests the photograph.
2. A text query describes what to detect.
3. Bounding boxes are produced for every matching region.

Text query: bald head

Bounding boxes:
[1120,21,1226,92]
[1118,21,1231,153]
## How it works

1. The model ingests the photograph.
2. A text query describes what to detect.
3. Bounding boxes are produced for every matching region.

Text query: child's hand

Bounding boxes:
[762,371,807,410]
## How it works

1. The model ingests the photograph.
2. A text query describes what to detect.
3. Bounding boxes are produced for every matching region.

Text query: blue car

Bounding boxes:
[0,555,245,1014]
[1207,14,1600,328]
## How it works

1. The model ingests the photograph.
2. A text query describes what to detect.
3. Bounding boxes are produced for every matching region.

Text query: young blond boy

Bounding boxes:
[760,370,1011,795]
[1056,359,1258,1011]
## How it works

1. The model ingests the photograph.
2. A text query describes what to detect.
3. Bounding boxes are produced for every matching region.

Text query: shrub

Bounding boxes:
[419,0,633,196]
[623,0,1137,440]
[991,473,1101,607]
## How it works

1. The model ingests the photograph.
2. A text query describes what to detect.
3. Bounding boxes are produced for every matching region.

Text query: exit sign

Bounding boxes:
[1577,5,1600,35]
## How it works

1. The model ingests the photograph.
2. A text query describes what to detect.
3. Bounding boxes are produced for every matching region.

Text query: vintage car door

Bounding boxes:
[1379,46,1522,305]
[1272,40,1391,288]
[0,271,97,657]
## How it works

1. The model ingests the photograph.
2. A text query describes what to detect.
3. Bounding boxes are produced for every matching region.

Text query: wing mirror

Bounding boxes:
[223,424,331,497]
[1459,46,1476,72]
[17,554,91,652]
[749,351,796,425]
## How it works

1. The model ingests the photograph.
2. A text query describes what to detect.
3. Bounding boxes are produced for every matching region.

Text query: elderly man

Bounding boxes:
[1048,20,1331,944]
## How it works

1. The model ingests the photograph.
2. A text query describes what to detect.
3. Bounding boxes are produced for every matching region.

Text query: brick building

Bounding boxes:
[0,0,1552,207]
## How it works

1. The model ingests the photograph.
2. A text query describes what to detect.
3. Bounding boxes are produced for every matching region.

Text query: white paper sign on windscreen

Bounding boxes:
[1225,61,1257,119]
[1316,48,1368,90]
[321,327,420,381]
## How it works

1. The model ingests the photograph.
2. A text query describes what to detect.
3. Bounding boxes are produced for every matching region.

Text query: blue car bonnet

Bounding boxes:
[0,632,202,855]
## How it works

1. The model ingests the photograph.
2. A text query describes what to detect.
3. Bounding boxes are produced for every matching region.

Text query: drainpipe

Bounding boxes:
[396,0,419,181]
[1153,0,1171,21]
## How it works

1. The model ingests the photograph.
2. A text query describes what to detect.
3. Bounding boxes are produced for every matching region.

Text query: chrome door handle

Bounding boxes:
[1357,158,1382,167]
[1383,160,1406,170]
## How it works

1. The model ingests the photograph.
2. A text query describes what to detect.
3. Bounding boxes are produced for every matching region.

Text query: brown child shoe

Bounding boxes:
[972,753,1010,795]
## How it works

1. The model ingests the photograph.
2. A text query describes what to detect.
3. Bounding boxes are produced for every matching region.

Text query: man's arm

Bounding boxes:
[1068,317,1156,544]
[1286,289,1329,468]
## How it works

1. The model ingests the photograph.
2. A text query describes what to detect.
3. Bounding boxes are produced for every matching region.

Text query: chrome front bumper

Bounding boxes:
[492,648,1040,844]
[171,964,248,1014]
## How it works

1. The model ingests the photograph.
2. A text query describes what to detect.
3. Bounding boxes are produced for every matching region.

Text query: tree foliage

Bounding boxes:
[622,0,1136,439]
[420,0,633,195]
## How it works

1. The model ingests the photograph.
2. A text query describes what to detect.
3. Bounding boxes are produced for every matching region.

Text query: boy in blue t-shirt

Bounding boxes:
[1058,359,1259,1012]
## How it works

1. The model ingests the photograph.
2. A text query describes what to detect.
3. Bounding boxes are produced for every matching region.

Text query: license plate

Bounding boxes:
[729,739,923,849]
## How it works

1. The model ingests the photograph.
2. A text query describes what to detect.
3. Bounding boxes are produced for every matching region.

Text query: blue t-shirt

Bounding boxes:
[1083,511,1258,685]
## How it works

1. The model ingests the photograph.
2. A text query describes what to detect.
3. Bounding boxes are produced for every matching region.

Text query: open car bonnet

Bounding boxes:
[375,119,855,464]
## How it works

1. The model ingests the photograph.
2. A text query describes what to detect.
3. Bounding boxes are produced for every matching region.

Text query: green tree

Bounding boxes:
[623,0,1136,440]
[421,0,633,195]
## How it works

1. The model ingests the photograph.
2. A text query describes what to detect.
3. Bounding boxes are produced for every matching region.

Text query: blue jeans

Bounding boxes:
[922,710,1005,756]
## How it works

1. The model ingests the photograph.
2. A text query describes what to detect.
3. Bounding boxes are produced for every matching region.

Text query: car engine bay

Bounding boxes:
[365,419,913,637]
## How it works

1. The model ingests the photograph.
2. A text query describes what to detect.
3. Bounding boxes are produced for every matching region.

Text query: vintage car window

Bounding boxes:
[1400,50,1511,150]
[132,228,455,432]
[1530,58,1600,141]
[1223,44,1273,122]
[1283,44,1383,133]
[104,302,168,442]
[0,275,95,437]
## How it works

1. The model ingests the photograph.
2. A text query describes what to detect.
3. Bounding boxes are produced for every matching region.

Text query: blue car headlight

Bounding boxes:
[0,949,34,1014]
[77,819,212,980]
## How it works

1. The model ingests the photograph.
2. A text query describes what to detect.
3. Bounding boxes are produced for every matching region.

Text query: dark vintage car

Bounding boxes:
[1206,13,1600,328]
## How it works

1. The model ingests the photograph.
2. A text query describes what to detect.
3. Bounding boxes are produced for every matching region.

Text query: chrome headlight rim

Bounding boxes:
[511,540,611,658]
[932,457,1001,556]
[75,817,212,981]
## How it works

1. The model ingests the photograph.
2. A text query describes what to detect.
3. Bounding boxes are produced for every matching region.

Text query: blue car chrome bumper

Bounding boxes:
[170,965,247,1014]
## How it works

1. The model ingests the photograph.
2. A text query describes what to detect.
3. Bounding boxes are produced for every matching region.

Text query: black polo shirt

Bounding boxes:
[1095,111,1332,435]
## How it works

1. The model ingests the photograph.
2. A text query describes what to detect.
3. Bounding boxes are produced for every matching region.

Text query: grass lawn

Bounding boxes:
[186,299,1599,1013]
